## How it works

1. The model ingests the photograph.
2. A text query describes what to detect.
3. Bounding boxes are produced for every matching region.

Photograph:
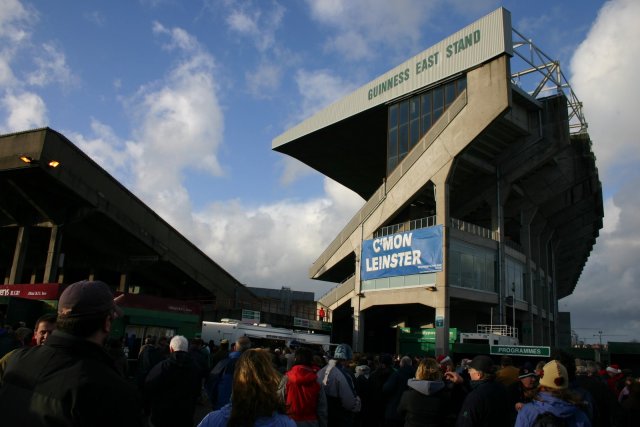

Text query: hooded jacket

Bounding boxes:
[283,364,328,427]
[515,391,592,427]
[397,379,452,427]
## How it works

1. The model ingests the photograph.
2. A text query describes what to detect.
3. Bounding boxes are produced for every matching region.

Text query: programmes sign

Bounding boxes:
[490,345,551,357]
[361,225,443,280]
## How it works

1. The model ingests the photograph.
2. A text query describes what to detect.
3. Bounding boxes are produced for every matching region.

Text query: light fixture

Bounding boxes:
[18,155,60,168]
[425,285,437,292]
[356,292,365,298]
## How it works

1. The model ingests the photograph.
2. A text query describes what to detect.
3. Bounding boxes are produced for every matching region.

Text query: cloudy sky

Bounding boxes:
[1,0,637,343]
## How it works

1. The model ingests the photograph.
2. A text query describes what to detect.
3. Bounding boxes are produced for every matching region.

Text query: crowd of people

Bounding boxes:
[0,279,639,427]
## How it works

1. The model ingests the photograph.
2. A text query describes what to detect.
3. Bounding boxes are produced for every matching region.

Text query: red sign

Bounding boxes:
[114,293,202,315]
[0,283,61,300]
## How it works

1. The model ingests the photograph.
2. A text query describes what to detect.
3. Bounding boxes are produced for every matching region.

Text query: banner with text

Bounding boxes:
[361,225,443,280]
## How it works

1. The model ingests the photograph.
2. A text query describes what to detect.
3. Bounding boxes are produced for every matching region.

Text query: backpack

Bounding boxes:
[532,412,569,427]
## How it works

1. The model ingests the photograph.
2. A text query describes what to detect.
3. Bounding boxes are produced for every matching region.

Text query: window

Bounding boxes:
[386,76,466,175]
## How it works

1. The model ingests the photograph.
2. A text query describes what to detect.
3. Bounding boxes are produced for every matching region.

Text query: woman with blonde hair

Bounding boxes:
[397,357,454,427]
[198,348,295,427]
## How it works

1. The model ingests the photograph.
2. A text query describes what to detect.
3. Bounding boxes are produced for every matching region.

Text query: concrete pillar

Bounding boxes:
[490,171,511,325]
[520,207,537,345]
[433,161,452,357]
[9,226,29,284]
[353,239,364,352]
[43,225,62,283]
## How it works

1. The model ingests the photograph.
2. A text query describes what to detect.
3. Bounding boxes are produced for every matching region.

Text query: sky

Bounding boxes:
[1,0,638,344]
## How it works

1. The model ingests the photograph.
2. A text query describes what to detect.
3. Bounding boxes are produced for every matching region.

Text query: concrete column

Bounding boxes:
[491,171,511,325]
[433,161,453,357]
[353,239,364,352]
[43,225,63,283]
[520,207,537,345]
[9,226,30,284]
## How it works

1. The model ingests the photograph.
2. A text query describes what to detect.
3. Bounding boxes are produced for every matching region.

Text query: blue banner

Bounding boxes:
[361,225,443,280]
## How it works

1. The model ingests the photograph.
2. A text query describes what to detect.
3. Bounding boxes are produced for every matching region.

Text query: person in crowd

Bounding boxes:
[515,360,591,427]
[106,336,128,377]
[575,359,621,427]
[446,354,509,427]
[506,362,539,425]
[383,355,416,427]
[317,343,361,427]
[211,338,230,368]
[620,381,640,427]
[0,313,57,377]
[496,355,520,387]
[606,364,626,397]
[369,353,396,427]
[0,280,144,426]
[437,355,455,374]
[281,346,327,427]
[553,349,595,421]
[210,335,252,410]
[145,335,204,427]
[198,348,295,427]
[618,375,636,403]
[354,358,374,427]
[33,313,57,346]
[397,357,455,427]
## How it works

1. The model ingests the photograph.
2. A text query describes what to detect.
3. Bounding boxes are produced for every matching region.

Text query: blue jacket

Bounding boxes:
[197,404,296,427]
[212,350,242,410]
[515,392,592,427]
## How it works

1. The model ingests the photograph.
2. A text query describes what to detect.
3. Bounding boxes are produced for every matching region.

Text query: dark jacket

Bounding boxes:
[0,330,144,427]
[145,350,203,427]
[383,363,416,421]
[455,379,509,427]
[397,379,454,427]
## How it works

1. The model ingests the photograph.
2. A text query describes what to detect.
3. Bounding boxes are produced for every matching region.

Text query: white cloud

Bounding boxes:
[563,0,640,342]
[193,177,362,294]
[0,90,47,132]
[293,68,358,122]
[27,42,78,87]
[306,0,437,60]
[0,0,34,43]
[245,61,281,97]
[571,0,640,185]
[225,2,285,53]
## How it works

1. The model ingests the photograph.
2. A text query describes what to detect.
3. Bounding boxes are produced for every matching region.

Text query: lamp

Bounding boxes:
[425,285,437,292]
[19,155,60,168]
[356,292,365,298]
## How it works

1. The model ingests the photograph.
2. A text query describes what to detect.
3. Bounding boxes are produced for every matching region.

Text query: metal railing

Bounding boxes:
[477,324,519,339]
[450,217,498,241]
[373,215,437,238]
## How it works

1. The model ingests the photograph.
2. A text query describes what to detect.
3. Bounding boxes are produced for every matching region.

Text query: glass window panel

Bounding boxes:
[388,156,398,174]
[404,275,420,287]
[461,253,474,288]
[389,104,398,128]
[457,77,467,94]
[389,276,405,288]
[450,250,460,287]
[421,93,432,136]
[410,119,420,148]
[445,82,456,108]
[399,123,409,158]
[410,97,420,120]
[388,128,398,154]
[399,100,409,124]
[433,87,444,121]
